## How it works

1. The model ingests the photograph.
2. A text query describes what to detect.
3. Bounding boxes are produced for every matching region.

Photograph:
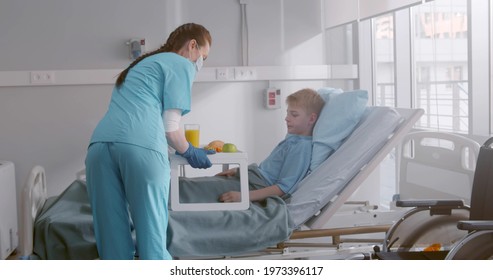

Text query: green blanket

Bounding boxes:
[33,180,98,259]
[168,171,293,257]
[33,168,293,259]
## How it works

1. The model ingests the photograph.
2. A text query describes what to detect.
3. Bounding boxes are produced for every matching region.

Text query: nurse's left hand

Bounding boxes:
[177,143,215,169]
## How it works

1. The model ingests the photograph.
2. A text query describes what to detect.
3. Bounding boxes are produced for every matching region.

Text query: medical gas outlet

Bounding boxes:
[264,88,281,109]
[126,38,146,60]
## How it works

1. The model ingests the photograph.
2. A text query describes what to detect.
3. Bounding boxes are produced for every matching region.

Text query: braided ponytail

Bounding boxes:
[116,23,211,87]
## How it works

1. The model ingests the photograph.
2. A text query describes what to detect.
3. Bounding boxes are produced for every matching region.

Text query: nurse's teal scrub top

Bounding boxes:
[90,53,195,155]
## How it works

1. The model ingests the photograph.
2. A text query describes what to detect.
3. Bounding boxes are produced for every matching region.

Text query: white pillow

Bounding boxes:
[310,89,369,171]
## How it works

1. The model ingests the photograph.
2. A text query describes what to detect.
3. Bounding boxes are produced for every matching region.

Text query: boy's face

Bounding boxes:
[285,104,317,136]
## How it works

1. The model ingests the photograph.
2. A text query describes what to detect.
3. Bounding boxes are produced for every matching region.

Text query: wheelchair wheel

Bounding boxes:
[446,230,493,260]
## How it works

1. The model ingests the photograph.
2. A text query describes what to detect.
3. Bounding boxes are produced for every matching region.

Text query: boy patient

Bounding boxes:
[218,88,324,202]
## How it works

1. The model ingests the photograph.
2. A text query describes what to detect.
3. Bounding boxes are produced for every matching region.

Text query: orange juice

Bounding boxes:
[185,129,200,147]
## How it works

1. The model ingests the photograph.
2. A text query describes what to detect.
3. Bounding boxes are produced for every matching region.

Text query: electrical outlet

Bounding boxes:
[234,67,257,80]
[216,68,230,80]
[30,71,55,85]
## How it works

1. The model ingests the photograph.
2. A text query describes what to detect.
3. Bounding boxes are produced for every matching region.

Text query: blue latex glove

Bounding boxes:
[177,143,216,169]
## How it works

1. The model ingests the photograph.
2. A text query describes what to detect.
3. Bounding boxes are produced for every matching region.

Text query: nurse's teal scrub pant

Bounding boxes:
[85,142,172,260]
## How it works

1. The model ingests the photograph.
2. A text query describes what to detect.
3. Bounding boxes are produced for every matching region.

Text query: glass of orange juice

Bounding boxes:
[184,124,200,148]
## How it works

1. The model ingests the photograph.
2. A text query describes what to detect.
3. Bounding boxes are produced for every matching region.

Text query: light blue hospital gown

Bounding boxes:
[258,134,312,195]
[85,52,195,260]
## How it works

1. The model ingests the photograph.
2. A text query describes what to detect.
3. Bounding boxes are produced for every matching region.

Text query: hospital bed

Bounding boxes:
[375,135,493,260]
[18,104,424,260]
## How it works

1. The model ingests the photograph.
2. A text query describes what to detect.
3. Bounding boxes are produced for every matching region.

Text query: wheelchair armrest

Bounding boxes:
[396,199,464,208]
[457,220,493,231]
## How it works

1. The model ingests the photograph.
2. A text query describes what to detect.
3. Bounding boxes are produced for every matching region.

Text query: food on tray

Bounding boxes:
[222,143,238,153]
[204,140,225,152]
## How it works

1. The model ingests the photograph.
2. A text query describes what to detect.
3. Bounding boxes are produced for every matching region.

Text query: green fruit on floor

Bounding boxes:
[222,143,238,153]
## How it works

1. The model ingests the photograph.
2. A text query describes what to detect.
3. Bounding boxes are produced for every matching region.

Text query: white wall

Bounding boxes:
[0,0,335,200]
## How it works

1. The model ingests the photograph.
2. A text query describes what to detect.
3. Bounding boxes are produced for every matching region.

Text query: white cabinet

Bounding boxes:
[0,161,18,259]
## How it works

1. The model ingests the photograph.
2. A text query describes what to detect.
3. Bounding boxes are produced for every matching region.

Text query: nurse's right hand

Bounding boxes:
[177,143,215,169]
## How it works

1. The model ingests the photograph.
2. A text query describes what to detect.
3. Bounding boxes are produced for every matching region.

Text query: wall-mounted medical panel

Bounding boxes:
[0,65,358,87]
[0,70,121,87]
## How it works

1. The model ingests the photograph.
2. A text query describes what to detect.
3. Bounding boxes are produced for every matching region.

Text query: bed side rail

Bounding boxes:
[19,165,47,259]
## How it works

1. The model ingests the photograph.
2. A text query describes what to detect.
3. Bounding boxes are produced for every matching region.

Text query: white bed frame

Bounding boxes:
[19,165,47,259]
[18,107,424,260]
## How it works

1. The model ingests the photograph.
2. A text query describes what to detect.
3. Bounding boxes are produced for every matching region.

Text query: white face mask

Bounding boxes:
[190,44,203,72]
[195,54,203,72]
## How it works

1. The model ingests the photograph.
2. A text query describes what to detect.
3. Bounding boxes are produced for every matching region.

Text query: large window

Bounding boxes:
[335,0,490,209]
[371,0,470,208]
[412,0,469,133]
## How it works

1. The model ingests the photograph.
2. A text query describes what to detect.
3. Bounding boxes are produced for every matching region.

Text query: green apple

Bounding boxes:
[222,143,238,153]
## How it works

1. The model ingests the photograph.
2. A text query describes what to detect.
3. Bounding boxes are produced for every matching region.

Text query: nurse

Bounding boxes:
[85,23,213,260]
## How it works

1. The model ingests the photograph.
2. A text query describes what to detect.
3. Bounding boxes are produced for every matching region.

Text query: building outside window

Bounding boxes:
[412,0,469,133]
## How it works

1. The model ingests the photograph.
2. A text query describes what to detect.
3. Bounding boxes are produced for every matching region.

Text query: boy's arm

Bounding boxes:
[219,185,284,203]
[249,185,284,202]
